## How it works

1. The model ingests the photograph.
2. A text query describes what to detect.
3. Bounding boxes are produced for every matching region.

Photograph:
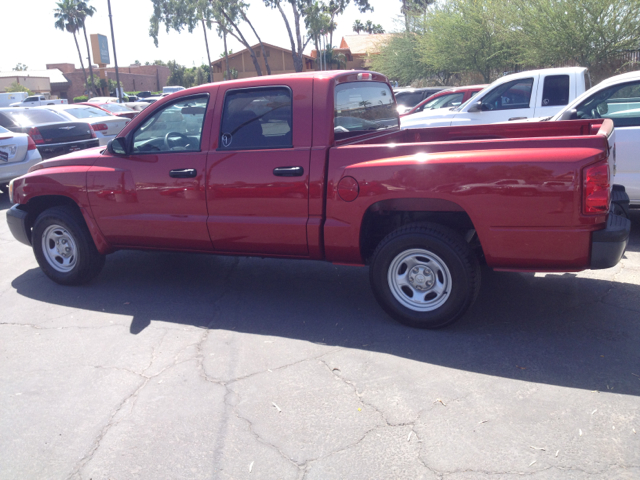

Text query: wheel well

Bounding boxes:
[360,202,483,264]
[24,196,83,232]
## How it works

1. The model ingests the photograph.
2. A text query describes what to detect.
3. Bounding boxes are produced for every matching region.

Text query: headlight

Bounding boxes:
[8,179,14,202]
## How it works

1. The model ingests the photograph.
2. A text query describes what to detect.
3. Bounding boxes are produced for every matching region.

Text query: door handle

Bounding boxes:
[273,166,304,177]
[169,168,197,178]
[508,117,527,121]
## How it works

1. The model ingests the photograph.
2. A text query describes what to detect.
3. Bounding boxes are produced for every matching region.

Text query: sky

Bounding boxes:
[1,0,404,72]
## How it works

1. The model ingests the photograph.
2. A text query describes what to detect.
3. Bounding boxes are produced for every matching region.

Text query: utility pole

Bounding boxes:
[107,0,122,103]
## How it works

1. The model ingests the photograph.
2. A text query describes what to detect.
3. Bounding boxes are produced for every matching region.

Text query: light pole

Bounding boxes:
[107,0,122,103]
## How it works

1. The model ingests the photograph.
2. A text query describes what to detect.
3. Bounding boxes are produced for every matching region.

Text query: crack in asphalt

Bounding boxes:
[65,330,204,480]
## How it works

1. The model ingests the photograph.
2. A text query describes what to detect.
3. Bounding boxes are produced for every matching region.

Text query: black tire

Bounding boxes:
[370,223,480,329]
[32,206,106,285]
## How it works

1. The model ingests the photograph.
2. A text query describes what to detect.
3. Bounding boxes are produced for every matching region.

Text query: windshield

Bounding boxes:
[334,82,399,140]
[2,109,67,126]
[563,80,640,127]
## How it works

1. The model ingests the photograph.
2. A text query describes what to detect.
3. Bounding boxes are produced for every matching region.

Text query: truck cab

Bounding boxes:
[401,67,590,129]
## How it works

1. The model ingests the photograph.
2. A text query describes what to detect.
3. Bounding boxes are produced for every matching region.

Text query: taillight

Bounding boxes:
[27,135,37,150]
[583,161,610,214]
[357,73,373,80]
[89,125,97,138]
[28,127,44,144]
[93,123,108,131]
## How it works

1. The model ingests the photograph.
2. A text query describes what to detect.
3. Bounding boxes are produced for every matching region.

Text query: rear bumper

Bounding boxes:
[590,212,630,269]
[6,204,31,246]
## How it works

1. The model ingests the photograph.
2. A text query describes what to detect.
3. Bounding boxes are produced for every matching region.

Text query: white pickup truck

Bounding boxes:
[401,67,590,129]
[551,70,640,207]
[10,95,68,107]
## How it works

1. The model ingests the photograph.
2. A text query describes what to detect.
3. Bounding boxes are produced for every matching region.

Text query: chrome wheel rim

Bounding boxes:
[387,248,452,312]
[42,224,78,273]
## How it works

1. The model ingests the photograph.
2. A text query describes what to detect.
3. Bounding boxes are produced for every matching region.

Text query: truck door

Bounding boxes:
[87,92,214,250]
[205,84,311,256]
[460,76,538,125]
[533,74,571,118]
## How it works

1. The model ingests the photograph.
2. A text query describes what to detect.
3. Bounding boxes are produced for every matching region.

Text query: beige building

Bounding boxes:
[211,43,315,82]
[0,71,64,96]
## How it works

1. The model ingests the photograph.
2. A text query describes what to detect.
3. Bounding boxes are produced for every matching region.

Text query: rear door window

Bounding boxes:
[219,87,292,150]
[335,82,398,140]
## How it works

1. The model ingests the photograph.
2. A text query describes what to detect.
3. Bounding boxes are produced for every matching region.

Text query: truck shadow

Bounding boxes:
[0,191,11,212]
[11,245,640,397]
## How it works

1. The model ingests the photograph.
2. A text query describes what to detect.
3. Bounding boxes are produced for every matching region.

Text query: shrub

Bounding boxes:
[73,95,88,103]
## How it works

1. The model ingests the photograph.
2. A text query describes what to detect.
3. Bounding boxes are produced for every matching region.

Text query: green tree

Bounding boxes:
[400,0,435,32]
[13,63,28,71]
[418,0,521,83]
[264,0,372,72]
[5,82,34,95]
[54,0,89,93]
[371,33,433,85]
[516,0,640,74]
[352,19,364,34]
[364,20,384,34]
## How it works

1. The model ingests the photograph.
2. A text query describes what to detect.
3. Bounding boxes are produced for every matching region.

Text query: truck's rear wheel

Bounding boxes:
[370,223,480,329]
[32,206,105,285]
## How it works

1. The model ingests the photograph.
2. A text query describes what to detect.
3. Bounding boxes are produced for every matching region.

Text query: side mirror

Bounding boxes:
[468,101,482,113]
[557,108,578,121]
[108,137,128,155]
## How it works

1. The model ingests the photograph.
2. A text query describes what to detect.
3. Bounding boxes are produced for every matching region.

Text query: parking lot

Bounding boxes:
[1,190,639,479]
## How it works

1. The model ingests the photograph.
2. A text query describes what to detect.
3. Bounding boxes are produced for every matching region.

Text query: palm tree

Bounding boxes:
[54,0,88,92]
[353,19,364,35]
[75,1,97,96]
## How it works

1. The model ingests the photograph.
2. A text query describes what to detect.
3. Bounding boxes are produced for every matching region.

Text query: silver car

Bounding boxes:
[0,125,42,193]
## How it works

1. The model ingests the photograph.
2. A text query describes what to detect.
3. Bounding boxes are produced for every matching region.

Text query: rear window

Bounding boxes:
[103,104,132,113]
[334,82,399,140]
[541,75,570,106]
[64,106,112,118]
[2,109,67,126]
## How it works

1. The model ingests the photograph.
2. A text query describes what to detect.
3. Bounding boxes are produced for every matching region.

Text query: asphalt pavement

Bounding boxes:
[1,191,639,479]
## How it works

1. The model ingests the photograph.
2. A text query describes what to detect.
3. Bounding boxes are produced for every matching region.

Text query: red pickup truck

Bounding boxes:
[6,71,631,328]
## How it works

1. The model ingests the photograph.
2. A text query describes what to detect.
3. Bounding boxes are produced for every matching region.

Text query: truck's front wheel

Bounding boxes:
[32,206,105,285]
[370,224,480,329]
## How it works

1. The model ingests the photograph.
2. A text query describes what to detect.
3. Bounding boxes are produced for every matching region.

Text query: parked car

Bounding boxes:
[78,102,139,120]
[0,125,42,193]
[137,96,163,105]
[124,102,152,112]
[400,85,487,117]
[0,107,99,159]
[38,105,130,146]
[10,95,68,107]
[125,94,138,102]
[401,67,590,129]
[6,71,629,330]
[544,70,640,207]
[394,87,447,114]
[87,96,120,104]
[136,91,152,99]
[162,86,186,95]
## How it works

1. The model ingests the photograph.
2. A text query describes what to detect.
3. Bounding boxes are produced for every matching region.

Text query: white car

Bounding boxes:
[401,67,590,129]
[0,125,42,192]
[37,105,130,146]
[551,70,640,206]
